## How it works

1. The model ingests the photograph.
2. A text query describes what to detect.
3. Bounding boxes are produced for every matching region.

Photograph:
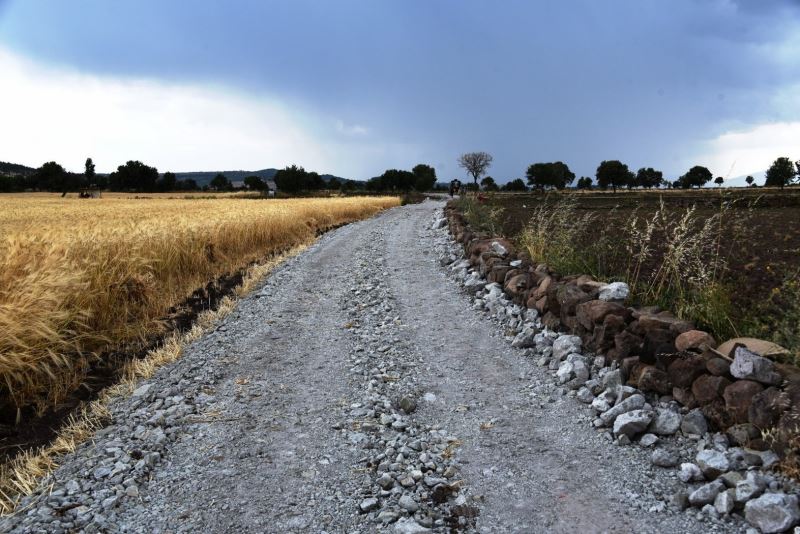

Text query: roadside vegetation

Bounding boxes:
[0,195,399,415]
[455,188,800,362]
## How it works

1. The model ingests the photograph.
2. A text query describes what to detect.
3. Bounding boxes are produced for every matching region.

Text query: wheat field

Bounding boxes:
[0,194,399,413]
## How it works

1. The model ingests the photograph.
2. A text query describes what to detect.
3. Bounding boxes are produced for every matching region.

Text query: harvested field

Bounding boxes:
[0,195,399,417]
[477,187,800,357]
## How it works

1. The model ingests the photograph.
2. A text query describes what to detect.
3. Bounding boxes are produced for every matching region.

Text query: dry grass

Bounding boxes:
[514,194,751,338]
[0,242,309,514]
[0,195,399,413]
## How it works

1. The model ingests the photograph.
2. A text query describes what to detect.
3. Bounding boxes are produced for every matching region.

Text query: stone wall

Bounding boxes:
[445,204,800,454]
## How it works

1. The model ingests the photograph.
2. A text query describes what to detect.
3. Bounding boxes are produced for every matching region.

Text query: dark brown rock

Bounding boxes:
[575,300,631,330]
[468,238,514,263]
[673,387,697,408]
[530,275,552,301]
[534,296,547,313]
[592,314,627,353]
[554,284,592,319]
[638,311,694,336]
[691,374,731,405]
[706,358,731,377]
[478,252,506,274]
[621,356,640,382]
[503,273,530,299]
[668,353,708,389]
[675,330,717,352]
[726,423,761,447]
[636,366,673,395]
[702,399,734,430]
[503,269,521,284]
[612,330,643,361]
[748,387,790,429]
[542,312,560,331]
[640,328,676,364]
[723,380,764,424]
[487,265,511,284]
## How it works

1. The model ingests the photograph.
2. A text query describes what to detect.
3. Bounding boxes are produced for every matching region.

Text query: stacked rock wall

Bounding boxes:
[445,204,800,454]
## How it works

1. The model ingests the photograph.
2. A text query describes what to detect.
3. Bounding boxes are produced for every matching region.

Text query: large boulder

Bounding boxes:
[745,493,800,534]
[723,380,764,424]
[730,346,782,386]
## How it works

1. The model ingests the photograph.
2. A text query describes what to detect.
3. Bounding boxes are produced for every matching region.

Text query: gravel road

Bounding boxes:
[3,201,743,533]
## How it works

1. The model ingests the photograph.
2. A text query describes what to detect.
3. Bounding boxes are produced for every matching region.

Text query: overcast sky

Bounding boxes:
[1,0,798,183]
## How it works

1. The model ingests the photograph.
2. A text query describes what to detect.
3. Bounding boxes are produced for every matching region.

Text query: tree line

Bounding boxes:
[456,151,800,192]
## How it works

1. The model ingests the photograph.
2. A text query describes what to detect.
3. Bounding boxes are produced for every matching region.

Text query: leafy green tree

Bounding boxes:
[34,161,72,192]
[158,171,177,192]
[714,176,724,187]
[765,157,797,189]
[675,165,712,188]
[502,178,528,191]
[746,175,754,187]
[84,157,96,184]
[412,164,437,191]
[177,178,198,191]
[481,176,499,191]
[274,165,308,194]
[244,175,265,191]
[210,173,232,191]
[596,160,634,192]
[457,151,493,187]
[576,176,593,189]
[366,169,416,191]
[306,171,325,190]
[526,162,575,190]
[109,160,159,192]
[635,167,663,189]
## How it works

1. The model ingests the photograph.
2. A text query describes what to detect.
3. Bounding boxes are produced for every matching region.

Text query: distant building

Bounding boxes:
[265,180,277,197]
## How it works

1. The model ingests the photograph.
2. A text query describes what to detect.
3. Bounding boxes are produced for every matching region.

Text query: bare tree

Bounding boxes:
[458,152,493,186]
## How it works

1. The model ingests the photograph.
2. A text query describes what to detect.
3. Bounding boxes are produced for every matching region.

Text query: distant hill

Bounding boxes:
[167,169,351,186]
[0,161,35,176]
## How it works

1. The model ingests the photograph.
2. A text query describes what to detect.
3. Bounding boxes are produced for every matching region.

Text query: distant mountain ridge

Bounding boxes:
[0,161,36,175]
[167,169,351,186]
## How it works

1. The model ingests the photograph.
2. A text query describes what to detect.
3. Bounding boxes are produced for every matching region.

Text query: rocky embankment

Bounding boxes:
[441,204,800,533]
